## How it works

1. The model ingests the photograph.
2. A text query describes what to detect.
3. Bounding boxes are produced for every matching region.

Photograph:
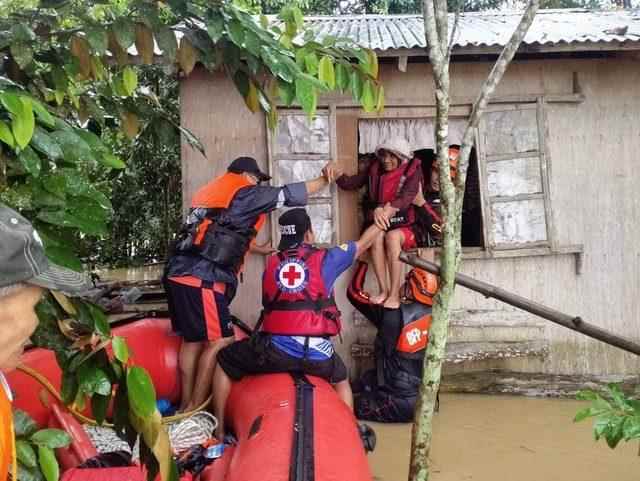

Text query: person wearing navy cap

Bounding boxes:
[164,156,337,412]
[212,207,383,439]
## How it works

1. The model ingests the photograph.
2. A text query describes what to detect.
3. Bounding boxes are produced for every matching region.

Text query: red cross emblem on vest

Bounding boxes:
[276,259,308,293]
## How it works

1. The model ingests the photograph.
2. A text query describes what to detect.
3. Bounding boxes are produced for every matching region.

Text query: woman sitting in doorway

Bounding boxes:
[336,138,422,308]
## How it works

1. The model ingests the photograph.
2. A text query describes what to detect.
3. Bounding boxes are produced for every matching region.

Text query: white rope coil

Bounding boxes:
[84,412,219,459]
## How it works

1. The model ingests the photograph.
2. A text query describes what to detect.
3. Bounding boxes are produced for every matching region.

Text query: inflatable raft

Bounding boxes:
[6,318,372,481]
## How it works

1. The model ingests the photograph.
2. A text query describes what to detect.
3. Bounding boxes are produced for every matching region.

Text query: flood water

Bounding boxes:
[369,393,637,481]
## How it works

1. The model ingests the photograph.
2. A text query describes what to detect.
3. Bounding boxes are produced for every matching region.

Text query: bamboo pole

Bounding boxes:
[400,252,640,357]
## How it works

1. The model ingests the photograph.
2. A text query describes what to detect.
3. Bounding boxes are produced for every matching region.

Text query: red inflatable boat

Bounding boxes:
[5,318,372,481]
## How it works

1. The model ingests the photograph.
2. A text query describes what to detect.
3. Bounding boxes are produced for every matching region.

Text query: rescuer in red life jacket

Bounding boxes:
[164,157,335,412]
[0,204,91,481]
[212,208,383,439]
[336,138,423,309]
[347,261,437,422]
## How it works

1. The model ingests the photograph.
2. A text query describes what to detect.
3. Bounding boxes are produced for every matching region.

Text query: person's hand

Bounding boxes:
[251,241,277,255]
[373,206,390,230]
[322,162,342,183]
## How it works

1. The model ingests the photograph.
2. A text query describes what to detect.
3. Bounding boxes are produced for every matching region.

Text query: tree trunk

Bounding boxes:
[409,2,540,480]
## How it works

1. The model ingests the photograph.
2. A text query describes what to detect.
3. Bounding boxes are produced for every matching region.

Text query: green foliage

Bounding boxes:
[31,291,178,481]
[13,409,71,481]
[575,383,640,450]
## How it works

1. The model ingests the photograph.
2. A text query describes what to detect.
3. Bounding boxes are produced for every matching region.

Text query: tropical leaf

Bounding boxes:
[318,56,335,89]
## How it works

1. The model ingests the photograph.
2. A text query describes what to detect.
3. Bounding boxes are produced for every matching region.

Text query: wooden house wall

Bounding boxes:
[179,56,640,378]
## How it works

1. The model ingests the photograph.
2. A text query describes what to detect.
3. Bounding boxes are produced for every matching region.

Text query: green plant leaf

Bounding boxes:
[18,146,41,177]
[31,429,71,449]
[114,18,136,49]
[295,77,316,117]
[60,373,79,404]
[31,128,62,160]
[605,417,625,448]
[335,64,349,92]
[10,42,33,69]
[31,101,56,128]
[88,302,110,337]
[0,119,15,148]
[350,71,363,102]
[155,27,178,59]
[574,407,597,423]
[86,26,108,55]
[50,130,93,163]
[206,15,224,43]
[376,84,385,112]
[78,364,112,396]
[278,80,295,106]
[622,415,640,440]
[227,20,245,47]
[366,49,379,78]
[100,153,126,169]
[122,66,138,96]
[112,336,130,364]
[11,96,35,148]
[576,390,599,401]
[361,80,376,112]
[91,393,111,426]
[127,366,157,418]
[37,446,59,481]
[12,23,36,43]
[16,439,37,468]
[318,56,335,89]
[13,409,38,437]
[304,52,319,75]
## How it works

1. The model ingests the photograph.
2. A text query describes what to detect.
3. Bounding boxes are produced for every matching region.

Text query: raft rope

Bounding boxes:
[16,364,214,425]
[85,412,218,458]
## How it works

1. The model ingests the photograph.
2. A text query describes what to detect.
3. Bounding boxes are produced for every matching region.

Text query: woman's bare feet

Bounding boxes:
[369,290,388,305]
[383,295,401,309]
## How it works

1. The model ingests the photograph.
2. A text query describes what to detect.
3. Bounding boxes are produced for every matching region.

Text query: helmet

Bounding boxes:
[406,268,438,305]
[431,146,459,180]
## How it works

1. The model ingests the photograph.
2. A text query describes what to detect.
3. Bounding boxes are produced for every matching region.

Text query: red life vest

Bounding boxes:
[261,245,341,336]
[368,158,420,228]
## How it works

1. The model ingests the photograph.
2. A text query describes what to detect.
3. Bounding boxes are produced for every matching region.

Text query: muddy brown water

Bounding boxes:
[368,393,637,481]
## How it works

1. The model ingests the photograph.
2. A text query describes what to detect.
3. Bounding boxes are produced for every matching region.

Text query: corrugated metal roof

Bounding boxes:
[304,9,640,52]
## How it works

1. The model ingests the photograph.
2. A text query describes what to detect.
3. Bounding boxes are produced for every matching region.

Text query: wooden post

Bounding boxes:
[400,252,640,357]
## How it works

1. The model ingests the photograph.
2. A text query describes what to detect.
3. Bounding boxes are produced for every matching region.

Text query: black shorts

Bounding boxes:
[164,276,233,342]
[217,333,347,384]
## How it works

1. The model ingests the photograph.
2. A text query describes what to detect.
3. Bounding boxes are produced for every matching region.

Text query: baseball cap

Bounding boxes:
[278,208,312,251]
[227,156,271,182]
[0,204,91,295]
